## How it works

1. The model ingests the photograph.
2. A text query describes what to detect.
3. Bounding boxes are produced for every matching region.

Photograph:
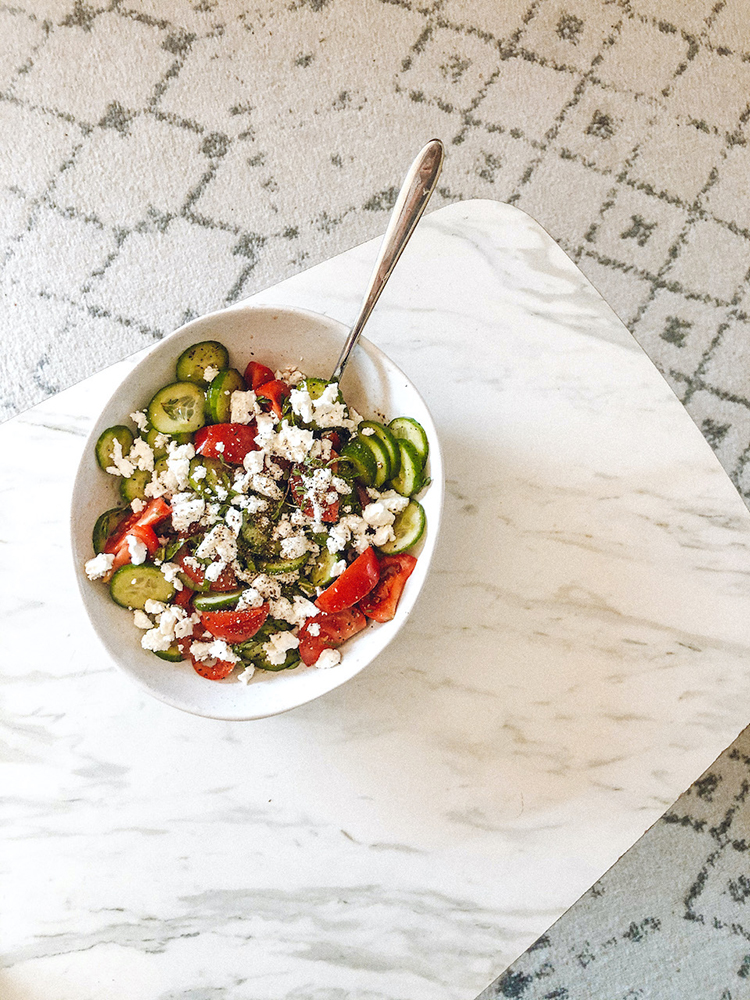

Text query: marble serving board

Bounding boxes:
[4,200,750,1000]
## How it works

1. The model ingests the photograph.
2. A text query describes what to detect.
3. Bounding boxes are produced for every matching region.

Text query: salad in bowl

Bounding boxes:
[72,304,442,719]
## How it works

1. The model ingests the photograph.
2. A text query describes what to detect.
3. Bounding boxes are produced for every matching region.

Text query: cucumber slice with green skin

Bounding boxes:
[300,377,333,400]
[206,368,246,423]
[192,588,245,611]
[120,468,152,503]
[92,506,131,554]
[252,649,301,672]
[153,643,184,662]
[296,577,318,599]
[357,432,390,488]
[240,513,271,552]
[378,499,426,555]
[176,341,229,384]
[109,564,175,610]
[147,382,206,435]
[359,421,400,477]
[95,425,134,471]
[145,426,169,459]
[309,547,342,588]
[257,552,310,576]
[340,438,377,486]
[189,456,231,496]
[390,439,423,497]
[389,417,429,463]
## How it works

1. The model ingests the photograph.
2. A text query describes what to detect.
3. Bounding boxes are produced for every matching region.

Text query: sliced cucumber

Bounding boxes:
[378,499,425,554]
[192,589,244,611]
[389,416,428,463]
[258,553,310,576]
[240,513,271,552]
[95,425,134,471]
[147,382,206,435]
[359,420,400,477]
[300,377,333,401]
[340,438,377,486]
[390,439,423,497]
[206,368,246,423]
[153,643,184,662]
[252,648,300,672]
[176,341,229,384]
[120,468,152,503]
[110,564,175,610]
[189,456,231,496]
[309,547,342,588]
[357,432,390,488]
[92,506,131,554]
[145,425,169,459]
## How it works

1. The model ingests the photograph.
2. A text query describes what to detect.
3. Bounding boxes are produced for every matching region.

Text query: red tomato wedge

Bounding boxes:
[175,548,237,593]
[194,423,259,465]
[315,546,380,613]
[244,361,275,391]
[255,379,290,420]
[289,470,339,523]
[176,621,237,681]
[358,554,417,622]
[200,606,269,643]
[103,498,171,555]
[297,607,367,666]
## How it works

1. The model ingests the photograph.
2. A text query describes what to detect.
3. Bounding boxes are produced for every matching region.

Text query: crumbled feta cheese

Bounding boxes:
[238,664,256,684]
[203,365,220,382]
[254,412,276,449]
[105,437,136,478]
[225,506,243,536]
[196,523,237,564]
[144,599,167,615]
[84,551,114,580]
[170,492,206,532]
[332,559,347,577]
[133,610,153,629]
[191,464,207,481]
[377,490,410,514]
[242,450,265,476]
[332,476,351,494]
[126,533,148,565]
[130,497,146,514]
[160,562,184,590]
[273,422,315,464]
[130,410,149,432]
[215,441,225,453]
[237,587,264,609]
[129,437,154,472]
[251,573,282,601]
[262,630,300,666]
[360,425,375,436]
[315,647,341,669]
[279,533,312,560]
[307,623,321,637]
[362,501,395,528]
[190,638,239,664]
[251,473,282,499]
[230,389,260,424]
[276,366,305,385]
[141,628,173,652]
[268,595,318,626]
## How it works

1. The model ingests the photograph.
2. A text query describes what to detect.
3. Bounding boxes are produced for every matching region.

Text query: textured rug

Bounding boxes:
[4,1,750,997]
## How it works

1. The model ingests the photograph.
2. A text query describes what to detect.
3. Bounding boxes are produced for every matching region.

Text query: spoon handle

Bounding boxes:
[330,138,444,383]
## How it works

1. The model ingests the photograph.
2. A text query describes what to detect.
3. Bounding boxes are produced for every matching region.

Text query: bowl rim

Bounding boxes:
[71,301,444,720]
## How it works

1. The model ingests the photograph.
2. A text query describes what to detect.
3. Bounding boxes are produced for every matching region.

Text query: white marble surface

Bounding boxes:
[4,200,750,1000]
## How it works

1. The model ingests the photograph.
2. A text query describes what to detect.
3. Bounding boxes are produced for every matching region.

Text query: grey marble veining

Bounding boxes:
[3,202,750,999]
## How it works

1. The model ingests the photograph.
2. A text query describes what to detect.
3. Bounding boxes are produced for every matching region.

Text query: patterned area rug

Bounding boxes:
[3,0,750,504]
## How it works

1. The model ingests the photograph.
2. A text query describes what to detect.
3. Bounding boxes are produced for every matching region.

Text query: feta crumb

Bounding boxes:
[160,562,184,590]
[237,587,264,609]
[307,623,321,637]
[360,425,375,436]
[84,551,114,580]
[170,493,206,532]
[215,440,225,453]
[262,630,300,666]
[141,628,173,652]
[130,497,146,514]
[190,638,239,664]
[332,559,347,577]
[133,610,153,630]
[129,437,154,473]
[126,533,148,565]
[362,501,395,528]
[105,437,136,478]
[130,410,149,432]
[144,599,167,615]
[230,389,260,424]
[203,365,220,382]
[238,664,256,684]
[315,647,341,669]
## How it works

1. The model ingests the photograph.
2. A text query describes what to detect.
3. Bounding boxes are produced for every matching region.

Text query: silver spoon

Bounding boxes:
[330,138,444,382]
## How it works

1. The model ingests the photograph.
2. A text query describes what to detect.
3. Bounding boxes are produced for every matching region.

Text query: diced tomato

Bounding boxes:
[298,607,367,666]
[358,554,417,622]
[128,523,160,557]
[289,470,339,523]
[322,430,341,452]
[194,423,259,465]
[176,620,237,681]
[175,548,237,593]
[200,605,269,643]
[174,587,194,611]
[255,379,290,420]
[103,512,139,555]
[355,482,371,510]
[315,547,380,613]
[136,497,172,528]
[244,361,275,391]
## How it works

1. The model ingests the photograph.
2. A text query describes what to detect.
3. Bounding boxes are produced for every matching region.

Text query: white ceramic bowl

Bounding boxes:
[71,304,444,721]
